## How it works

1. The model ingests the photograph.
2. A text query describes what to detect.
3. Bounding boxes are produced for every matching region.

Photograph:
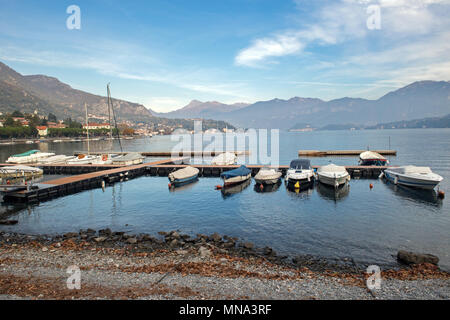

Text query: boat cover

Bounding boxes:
[212,152,236,165]
[359,151,386,160]
[255,168,281,179]
[289,159,311,169]
[169,166,199,180]
[220,165,251,179]
[0,165,43,173]
[11,150,40,157]
[389,166,432,174]
[113,153,144,161]
[318,164,347,173]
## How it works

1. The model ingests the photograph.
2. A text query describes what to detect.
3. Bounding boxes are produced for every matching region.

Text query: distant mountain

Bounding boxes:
[154,100,249,119]
[0,61,155,123]
[157,81,450,129]
[366,113,450,129]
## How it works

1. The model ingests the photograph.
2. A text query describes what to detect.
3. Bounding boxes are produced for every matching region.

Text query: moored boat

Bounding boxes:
[383,166,443,190]
[254,167,282,185]
[67,154,100,165]
[112,153,145,165]
[39,155,76,164]
[211,152,237,165]
[317,163,350,188]
[0,165,43,180]
[359,151,389,166]
[220,165,251,187]
[285,159,315,190]
[6,150,55,164]
[168,166,199,188]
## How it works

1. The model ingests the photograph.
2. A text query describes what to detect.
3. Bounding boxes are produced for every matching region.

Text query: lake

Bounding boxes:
[1,129,449,271]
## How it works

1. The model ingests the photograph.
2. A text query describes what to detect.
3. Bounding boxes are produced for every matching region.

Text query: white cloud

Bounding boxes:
[235,0,450,67]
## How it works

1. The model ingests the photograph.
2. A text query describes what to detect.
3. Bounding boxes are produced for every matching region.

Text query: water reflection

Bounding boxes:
[221,179,251,198]
[169,179,199,192]
[382,180,442,206]
[285,183,314,199]
[317,183,350,202]
[253,181,281,193]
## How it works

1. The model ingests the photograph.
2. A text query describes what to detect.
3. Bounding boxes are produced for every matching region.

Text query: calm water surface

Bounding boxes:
[1,129,449,270]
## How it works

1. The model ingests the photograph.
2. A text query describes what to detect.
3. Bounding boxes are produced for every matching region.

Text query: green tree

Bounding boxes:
[48,113,57,122]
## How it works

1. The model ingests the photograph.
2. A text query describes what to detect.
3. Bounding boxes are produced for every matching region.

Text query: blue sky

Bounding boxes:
[0,0,449,112]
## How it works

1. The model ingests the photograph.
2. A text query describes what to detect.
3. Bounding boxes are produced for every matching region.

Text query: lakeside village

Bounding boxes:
[0,110,233,142]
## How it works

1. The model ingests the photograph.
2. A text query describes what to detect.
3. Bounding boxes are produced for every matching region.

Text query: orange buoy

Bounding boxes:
[369,183,373,189]
[215,185,223,190]
[6,180,10,185]
[168,183,172,188]
[259,184,264,190]
[438,191,445,199]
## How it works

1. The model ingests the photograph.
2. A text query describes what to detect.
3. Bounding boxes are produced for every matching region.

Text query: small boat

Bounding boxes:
[359,151,389,166]
[168,166,199,188]
[317,163,350,188]
[6,150,55,164]
[112,153,145,165]
[254,167,282,185]
[211,152,237,165]
[39,155,76,164]
[220,165,251,187]
[383,166,443,190]
[90,154,114,165]
[0,165,43,180]
[67,154,100,164]
[285,159,315,190]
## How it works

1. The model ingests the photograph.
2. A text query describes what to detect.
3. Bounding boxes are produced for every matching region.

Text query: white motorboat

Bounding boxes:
[211,152,237,165]
[112,153,145,165]
[359,151,389,166]
[90,154,114,165]
[67,154,100,165]
[39,155,76,164]
[317,163,350,188]
[254,167,282,185]
[0,165,43,180]
[285,159,315,189]
[6,150,55,164]
[383,166,443,190]
[220,165,251,187]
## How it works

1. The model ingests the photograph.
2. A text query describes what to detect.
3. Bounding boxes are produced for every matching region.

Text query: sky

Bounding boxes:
[0,0,449,112]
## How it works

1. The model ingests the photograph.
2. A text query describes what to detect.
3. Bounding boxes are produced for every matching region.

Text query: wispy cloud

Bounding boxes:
[235,0,450,67]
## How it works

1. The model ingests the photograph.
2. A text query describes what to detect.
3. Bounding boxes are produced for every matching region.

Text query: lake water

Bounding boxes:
[1,129,449,271]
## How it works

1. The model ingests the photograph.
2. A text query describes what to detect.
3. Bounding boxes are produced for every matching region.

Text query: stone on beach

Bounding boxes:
[397,250,439,265]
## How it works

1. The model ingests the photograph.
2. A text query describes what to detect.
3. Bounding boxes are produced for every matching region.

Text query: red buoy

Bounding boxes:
[215,185,223,190]
[369,183,373,189]
[259,184,264,190]
[168,183,172,188]
[438,191,445,199]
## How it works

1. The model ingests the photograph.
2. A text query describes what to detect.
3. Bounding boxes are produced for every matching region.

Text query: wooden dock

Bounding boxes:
[148,164,387,179]
[1,158,187,203]
[73,151,250,157]
[298,150,397,157]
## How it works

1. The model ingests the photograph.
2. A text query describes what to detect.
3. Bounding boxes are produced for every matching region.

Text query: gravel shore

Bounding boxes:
[0,230,449,300]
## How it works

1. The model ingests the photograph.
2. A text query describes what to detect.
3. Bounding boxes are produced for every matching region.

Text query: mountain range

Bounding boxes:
[0,61,154,123]
[155,81,450,129]
[1,61,449,129]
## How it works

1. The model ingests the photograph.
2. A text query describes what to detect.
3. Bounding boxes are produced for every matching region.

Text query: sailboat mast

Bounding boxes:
[107,83,113,140]
[85,102,90,155]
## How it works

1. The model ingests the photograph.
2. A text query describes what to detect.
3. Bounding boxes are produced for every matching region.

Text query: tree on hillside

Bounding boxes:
[11,111,23,117]
[48,113,57,122]
[4,117,16,127]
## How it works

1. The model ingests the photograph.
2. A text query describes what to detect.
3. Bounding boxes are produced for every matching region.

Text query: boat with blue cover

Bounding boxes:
[220,165,252,187]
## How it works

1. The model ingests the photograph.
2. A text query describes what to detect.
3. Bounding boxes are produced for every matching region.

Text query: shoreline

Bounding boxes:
[1,230,449,300]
